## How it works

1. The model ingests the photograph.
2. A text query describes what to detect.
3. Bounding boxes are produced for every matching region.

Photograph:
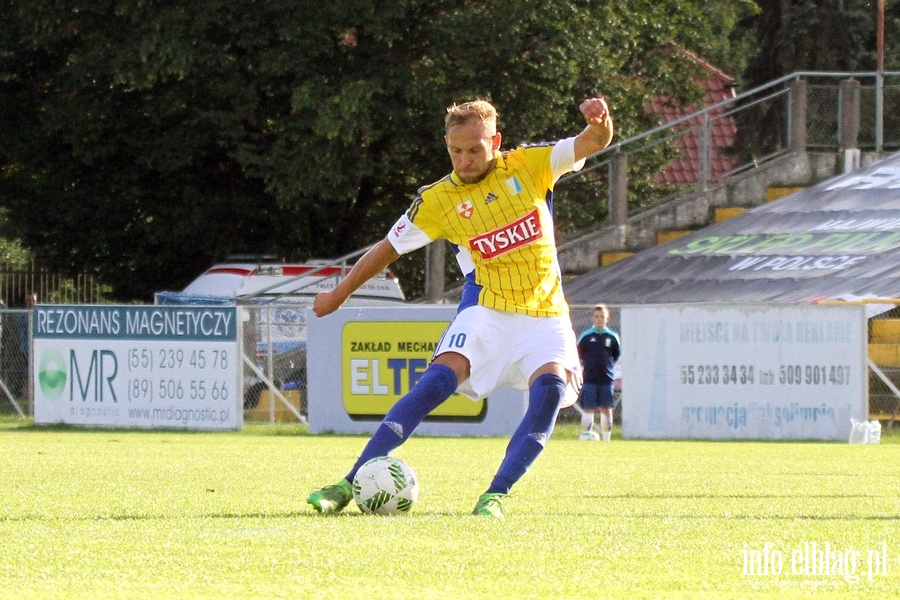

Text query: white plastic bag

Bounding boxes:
[849,419,869,444]
[868,420,882,444]
[849,419,882,444]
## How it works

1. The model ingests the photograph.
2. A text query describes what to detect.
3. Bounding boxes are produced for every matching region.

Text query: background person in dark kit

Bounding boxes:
[577,304,620,441]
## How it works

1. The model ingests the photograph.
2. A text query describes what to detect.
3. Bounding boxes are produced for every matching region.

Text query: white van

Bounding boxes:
[155,262,405,306]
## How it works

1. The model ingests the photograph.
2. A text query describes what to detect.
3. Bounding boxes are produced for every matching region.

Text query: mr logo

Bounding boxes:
[38,349,67,401]
[41,348,119,403]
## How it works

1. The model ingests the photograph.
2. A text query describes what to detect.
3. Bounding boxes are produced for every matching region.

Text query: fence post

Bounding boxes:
[839,78,861,150]
[424,240,446,303]
[875,72,884,153]
[789,78,808,153]
[609,152,628,227]
[699,112,710,190]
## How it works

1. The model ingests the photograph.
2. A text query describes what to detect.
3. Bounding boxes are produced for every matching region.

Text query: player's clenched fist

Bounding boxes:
[580,97,609,125]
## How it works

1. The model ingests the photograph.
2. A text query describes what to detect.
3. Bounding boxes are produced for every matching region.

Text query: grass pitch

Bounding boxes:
[0,417,897,599]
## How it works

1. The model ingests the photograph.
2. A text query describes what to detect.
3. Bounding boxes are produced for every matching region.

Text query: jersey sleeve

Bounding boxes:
[387,212,433,256]
[550,136,585,183]
[605,330,621,362]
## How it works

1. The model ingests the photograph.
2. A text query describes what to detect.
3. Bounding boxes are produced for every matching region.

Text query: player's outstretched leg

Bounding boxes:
[473,373,565,517]
[308,363,457,515]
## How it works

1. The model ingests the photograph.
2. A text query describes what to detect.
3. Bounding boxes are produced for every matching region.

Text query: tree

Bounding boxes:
[742,0,900,82]
[0,0,757,301]
[0,2,305,300]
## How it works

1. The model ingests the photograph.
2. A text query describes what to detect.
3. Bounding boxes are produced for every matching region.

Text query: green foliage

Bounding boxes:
[0,227,30,267]
[0,1,756,301]
[744,0,900,82]
[886,0,900,70]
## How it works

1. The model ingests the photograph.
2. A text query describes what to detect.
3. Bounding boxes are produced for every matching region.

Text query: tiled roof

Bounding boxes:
[647,49,739,186]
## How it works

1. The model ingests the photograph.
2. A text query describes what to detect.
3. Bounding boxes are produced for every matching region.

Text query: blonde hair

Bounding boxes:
[445,100,498,135]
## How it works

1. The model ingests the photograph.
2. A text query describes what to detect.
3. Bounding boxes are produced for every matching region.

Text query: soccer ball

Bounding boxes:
[579,430,601,441]
[352,456,419,515]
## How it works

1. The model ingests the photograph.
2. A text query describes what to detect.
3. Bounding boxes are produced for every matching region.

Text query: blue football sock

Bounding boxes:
[487,373,565,494]
[345,363,458,482]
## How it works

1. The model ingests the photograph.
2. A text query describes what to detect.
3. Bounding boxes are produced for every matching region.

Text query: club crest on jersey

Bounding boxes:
[456,200,474,219]
[391,221,407,237]
[506,177,523,195]
[469,209,542,259]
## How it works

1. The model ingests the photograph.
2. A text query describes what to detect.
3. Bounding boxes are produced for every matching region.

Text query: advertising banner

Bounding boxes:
[621,303,867,440]
[33,305,240,430]
[307,306,525,436]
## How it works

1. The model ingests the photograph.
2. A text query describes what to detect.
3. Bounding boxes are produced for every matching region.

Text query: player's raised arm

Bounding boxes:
[312,238,400,317]
[573,97,614,163]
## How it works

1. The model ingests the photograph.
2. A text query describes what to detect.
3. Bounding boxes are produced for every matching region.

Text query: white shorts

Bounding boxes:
[434,305,581,404]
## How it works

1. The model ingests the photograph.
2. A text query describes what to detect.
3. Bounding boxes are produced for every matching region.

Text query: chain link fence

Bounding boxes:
[867,304,900,426]
[808,75,900,149]
[239,305,308,423]
[806,84,841,148]
[0,310,31,416]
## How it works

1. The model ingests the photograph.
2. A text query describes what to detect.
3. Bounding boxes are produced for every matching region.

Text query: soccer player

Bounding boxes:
[576,304,621,441]
[308,96,614,517]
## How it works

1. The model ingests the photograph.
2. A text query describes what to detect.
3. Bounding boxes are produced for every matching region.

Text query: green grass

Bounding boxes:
[1,417,898,599]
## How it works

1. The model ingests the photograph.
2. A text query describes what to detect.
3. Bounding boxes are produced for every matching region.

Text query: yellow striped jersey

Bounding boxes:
[388,137,584,317]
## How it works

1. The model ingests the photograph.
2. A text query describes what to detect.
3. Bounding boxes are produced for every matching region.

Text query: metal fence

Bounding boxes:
[807,75,900,149]
[867,304,900,425]
[239,305,309,423]
[552,71,900,243]
[0,310,31,417]
[0,263,110,307]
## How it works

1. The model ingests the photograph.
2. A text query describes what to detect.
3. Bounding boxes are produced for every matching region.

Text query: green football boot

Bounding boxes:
[307,479,352,515]
[472,492,507,518]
